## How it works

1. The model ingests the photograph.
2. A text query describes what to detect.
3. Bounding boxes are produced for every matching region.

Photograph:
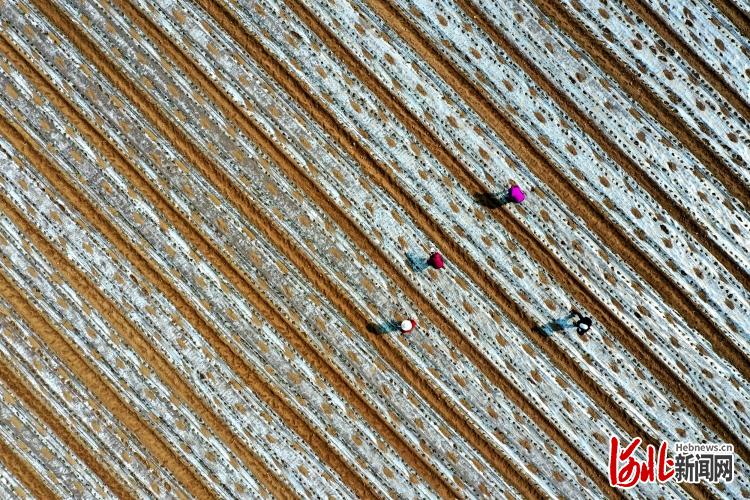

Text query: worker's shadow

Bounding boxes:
[405,252,430,272]
[366,320,401,335]
[474,192,510,208]
[534,314,578,337]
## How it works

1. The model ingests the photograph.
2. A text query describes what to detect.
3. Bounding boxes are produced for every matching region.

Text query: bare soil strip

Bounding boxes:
[72,2,505,496]
[281,2,717,498]
[527,0,750,262]
[77,0,538,494]
[0,35,313,498]
[623,0,750,120]
[0,432,56,499]
[709,0,750,36]
[0,357,136,499]
[190,0,621,495]
[361,0,750,466]
[17,2,446,495]
[0,190,228,498]
[449,0,750,335]
[454,0,750,396]
[0,264,206,499]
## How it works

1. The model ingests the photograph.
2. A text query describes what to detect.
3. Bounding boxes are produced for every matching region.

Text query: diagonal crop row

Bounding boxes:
[379,0,750,385]
[220,4,750,496]
[122,0,688,492]
[42,0,541,493]
[0,342,134,499]
[156,0,724,496]
[1,0,512,492]
[64,0,624,492]
[0,352,113,498]
[545,0,750,193]
[216,0,750,474]
[0,292,191,499]
[0,240,209,499]
[117,0,659,495]
[0,446,35,500]
[0,48,441,498]
[0,424,57,500]
[0,194,266,498]
[381,0,750,368]
[278,1,750,497]
[7,1,470,494]
[626,0,750,113]
[0,161,270,498]
[471,0,750,282]
[0,43,372,499]
[513,0,750,208]
[0,126,368,498]
[709,0,750,35]
[364,0,750,458]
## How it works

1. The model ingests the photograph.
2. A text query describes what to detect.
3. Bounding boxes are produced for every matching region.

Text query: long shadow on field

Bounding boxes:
[534,313,579,337]
[406,252,430,272]
[367,320,402,335]
[474,191,510,208]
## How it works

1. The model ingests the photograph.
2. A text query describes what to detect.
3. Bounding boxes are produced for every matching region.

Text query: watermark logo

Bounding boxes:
[609,436,734,488]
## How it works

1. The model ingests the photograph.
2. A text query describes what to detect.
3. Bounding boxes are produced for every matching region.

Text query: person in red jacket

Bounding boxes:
[400,319,417,334]
[426,251,444,270]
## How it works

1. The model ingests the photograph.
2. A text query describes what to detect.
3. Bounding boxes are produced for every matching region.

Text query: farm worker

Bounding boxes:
[400,319,417,334]
[507,184,526,203]
[575,315,592,334]
[427,251,444,269]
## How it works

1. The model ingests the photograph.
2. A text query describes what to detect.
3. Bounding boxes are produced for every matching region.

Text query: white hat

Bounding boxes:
[401,320,413,331]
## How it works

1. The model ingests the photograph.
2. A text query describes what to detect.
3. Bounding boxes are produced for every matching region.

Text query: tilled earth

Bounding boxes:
[0,0,749,498]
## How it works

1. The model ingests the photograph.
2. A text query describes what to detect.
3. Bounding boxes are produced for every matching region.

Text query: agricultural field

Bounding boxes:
[0,0,748,497]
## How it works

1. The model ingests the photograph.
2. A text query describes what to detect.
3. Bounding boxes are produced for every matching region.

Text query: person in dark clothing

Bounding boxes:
[565,310,592,334]
[574,315,592,334]
[539,309,592,336]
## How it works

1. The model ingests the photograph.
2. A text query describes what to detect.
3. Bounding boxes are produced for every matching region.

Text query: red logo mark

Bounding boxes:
[609,436,675,488]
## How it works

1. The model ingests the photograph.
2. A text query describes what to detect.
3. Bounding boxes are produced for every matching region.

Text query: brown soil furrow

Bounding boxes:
[48,0,495,494]
[0,266,206,499]
[349,0,750,466]
[0,188,228,499]
[0,39,302,496]
[445,0,750,341]
[0,426,57,499]
[709,0,750,37]
[623,0,750,121]
[9,3,437,496]
[0,357,136,499]
[49,0,534,494]
[187,0,610,496]
[283,2,713,499]
[445,0,750,440]
[526,0,750,267]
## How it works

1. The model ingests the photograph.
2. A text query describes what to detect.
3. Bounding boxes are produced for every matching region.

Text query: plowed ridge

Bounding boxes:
[0,0,748,497]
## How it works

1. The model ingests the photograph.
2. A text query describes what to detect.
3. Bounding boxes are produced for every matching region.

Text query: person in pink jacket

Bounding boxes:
[400,319,417,334]
[426,251,444,269]
[507,184,526,203]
